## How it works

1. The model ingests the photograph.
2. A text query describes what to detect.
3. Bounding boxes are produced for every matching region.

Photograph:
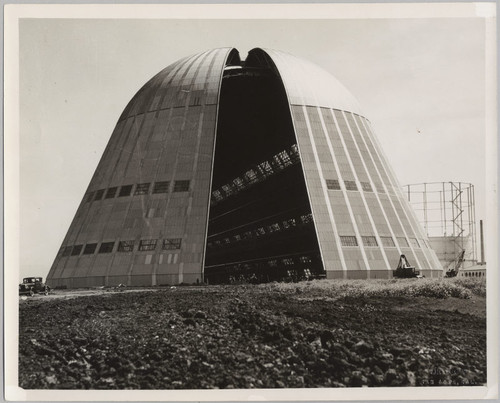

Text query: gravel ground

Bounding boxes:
[19,283,486,389]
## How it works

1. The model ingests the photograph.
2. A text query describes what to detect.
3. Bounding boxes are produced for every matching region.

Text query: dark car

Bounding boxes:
[19,277,50,296]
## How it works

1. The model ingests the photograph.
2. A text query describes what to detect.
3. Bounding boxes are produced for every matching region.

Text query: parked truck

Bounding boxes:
[19,277,50,296]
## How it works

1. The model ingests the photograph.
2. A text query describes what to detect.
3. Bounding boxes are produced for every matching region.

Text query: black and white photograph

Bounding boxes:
[4,3,498,401]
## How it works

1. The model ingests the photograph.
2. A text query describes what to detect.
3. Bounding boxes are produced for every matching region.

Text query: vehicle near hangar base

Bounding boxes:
[19,277,51,296]
[393,255,422,278]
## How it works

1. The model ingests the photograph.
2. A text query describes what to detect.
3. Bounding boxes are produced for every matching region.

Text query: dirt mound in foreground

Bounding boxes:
[19,284,486,389]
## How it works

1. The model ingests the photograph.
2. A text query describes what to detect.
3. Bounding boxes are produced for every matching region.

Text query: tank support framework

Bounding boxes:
[404,182,477,268]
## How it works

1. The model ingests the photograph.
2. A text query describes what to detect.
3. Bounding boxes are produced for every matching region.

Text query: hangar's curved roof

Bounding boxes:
[255,48,363,115]
[118,47,363,122]
[118,47,236,122]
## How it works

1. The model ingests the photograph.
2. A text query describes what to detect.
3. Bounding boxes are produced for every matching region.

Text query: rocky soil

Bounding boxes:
[19,283,486,389]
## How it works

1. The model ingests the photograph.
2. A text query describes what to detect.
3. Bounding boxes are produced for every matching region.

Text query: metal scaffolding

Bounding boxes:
[404,182,477,268]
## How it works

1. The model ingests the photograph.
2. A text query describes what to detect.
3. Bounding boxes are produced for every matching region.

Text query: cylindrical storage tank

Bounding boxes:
[404,181,477,270]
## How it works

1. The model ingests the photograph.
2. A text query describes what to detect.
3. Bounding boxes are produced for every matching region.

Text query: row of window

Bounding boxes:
[86,180,191,203]
[209,254,318,277]
[224,262,312,283]
[211,144,300,206]
[59,238,183,257]
[339,235,427,249]
[326,179,373,192]
[270,255,312,267]
[287,268,313,278]
[462,271,485,278]
[207,213,314,248]
[221,266,314,284]
[206,213,427,251]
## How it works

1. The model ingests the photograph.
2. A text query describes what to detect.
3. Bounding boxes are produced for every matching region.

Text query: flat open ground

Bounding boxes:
[19,278,486,389]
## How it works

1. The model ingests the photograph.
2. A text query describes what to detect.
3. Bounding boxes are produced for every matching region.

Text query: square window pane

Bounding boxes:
[62,246,72,257]
[362,236,378,247]
[139,239,158,251]
[118,240,135,252]
[83,243,97,255]
[410,238,420,248]
[119,185,133,197]
[345,180,358,191]
[153,181,170,194]
[94,189,105,201]
[397,237,409,247]
[380,236,396,247]
[105,187,118,199]
[162,238,182,250]
[340,235,358,247]
[326,179,341,190]
[135,183,151,195]
[300,214,313,224]
[71,245,83,256]
[361,182,373,192]
[99,242,115,253]
[174,180,190,192]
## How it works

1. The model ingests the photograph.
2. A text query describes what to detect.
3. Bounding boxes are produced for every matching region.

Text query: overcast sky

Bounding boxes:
[17,10,490,280]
